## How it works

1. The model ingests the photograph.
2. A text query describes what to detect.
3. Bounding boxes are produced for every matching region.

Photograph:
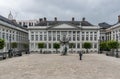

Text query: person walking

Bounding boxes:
[79,51,83,60]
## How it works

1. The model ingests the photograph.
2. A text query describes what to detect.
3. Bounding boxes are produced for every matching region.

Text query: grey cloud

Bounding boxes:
[0,0,120,24]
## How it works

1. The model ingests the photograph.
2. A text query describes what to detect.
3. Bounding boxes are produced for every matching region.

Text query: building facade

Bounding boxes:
[0,15,28,52]
[2,13,120,53]
[28,17,100,53]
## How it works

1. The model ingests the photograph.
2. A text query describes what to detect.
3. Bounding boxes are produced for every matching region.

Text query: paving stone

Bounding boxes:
[0,54,120,79]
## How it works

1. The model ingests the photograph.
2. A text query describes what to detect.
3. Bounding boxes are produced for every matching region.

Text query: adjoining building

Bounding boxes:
[28,17,100,53]
[99,16,120,41]
[17,20,38,28]
[98,16,120,52]
[0,13,28,52]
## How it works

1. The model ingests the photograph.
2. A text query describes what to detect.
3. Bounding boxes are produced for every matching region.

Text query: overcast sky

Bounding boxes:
[0,0,120,25]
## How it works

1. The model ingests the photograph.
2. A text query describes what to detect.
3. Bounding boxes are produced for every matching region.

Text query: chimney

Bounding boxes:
[39,18,43,22]
[118,15,120,23]
[44,17,47,21]
[12,19,16,23]
[72,17,75,21]
[54,17,57,21]
[82,17,85,21]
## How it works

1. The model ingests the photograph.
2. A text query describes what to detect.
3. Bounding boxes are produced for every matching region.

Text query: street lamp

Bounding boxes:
[116,34,118,55]
[27,39,30,54]
[9,35,11,50]
[8,35,12,58]
[98,37,100,54]
[116,34,118,51]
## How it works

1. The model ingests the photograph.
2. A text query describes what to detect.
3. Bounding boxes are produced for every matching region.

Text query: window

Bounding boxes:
[73,35,76,41]
[73,31,76,34]
[31,43,34,48]
[94,43,97,48]
[57,31,60,35]
[86,35,89,41]
[73,43,76,48]
[29,22,31,26]
[82,35,84,41]
[19,22,22,25]
[53,36,56,41]
[49,43,51,48]
[90,32,93,34]
[94,35,97,41]
[31,35,34,41]
[44,35,47,41]
[44,43,47,48]
[82,43,84,48]
[77,31,80,34]
[77,43,80,48]
[69,35,71,41]
[57,35,60,41]
[102,36,104,40]
[2,33,5,39]
[23,22,25,26]
[44,32,47,35]
[6,33,8,41]
[16,35,18,41]
[35,43,38,48]
[69,31,71,34]
[31,23,33,26]
[94,32,97,34]
[90,35,93,41]
[77,35,80,41]
[48,35,51,41]
[0,32,1,38]
[40,35,42,41]
[13,35,15,41]
[35,35,38,41]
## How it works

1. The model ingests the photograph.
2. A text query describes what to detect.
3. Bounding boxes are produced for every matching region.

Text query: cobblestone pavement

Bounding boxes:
[0,54,120,79]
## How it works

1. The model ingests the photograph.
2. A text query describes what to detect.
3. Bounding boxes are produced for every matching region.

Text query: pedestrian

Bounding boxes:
[79,51,83,60]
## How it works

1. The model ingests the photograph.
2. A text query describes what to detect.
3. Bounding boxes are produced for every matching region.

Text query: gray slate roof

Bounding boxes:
[35,20,93,26]
[0,15,27,29]
[98,22,112,29]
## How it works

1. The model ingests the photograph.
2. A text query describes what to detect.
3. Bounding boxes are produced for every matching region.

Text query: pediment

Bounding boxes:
[54,24,76,28]
[47,23,81,30]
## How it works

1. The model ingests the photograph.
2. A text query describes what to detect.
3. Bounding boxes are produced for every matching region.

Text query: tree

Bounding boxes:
[0,39,5,49]
[107,40,119,55]
[0,39,6,59]
[69,43,75,53]
[53,43,60,53]
[11,42,18,49]
[83,42,92,53]
[38,42,45,53]
[23,43,29,50]
[100,41,109,53]
[23,43,29,54]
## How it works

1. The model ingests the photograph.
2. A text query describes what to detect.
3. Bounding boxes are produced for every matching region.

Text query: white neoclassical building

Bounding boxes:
[28,17,100,53]
[0,14,28,52]
[2,12,120,53]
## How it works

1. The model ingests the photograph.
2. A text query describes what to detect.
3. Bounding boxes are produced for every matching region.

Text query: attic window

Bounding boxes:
[19,22,22,25]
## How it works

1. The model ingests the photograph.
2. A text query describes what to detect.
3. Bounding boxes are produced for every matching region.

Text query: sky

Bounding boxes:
[0,0,120,25]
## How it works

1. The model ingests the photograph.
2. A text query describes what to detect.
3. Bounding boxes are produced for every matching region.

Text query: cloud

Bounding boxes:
[0,0,120,24]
